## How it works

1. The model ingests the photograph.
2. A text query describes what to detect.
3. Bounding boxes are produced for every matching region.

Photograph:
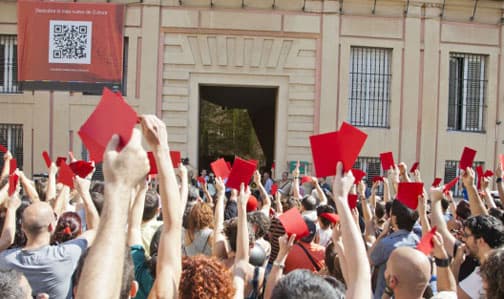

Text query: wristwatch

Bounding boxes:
[273,261,285,269]
[435,257,451,267]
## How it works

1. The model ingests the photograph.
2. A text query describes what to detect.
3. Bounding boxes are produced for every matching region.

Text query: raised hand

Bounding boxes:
[332,162,355,199]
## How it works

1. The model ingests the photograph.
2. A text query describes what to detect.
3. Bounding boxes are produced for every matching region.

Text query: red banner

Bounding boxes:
[17,2,124,84]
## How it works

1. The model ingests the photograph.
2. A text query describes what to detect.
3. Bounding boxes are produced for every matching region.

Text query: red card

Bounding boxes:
[396,182,424,210]
[410,162,419,173]
[210,158,231,179]
[380,152,395,171]
[310,122,367,176]
[56,157,67,167]
[484,170,494,177]
[372,176,384,183]
[42,151,52,168]
[225,157,257,190]
[271,162,275,169]
[476,166,484,190]
[226,162,232,171]
[352,169,366,184]
[69,161,94,178]
[57,162,75,189]
[271,183,278,195]
[431,178,442,187]
[500,154,504,171]
[417,226,437,256]
[348,194,358,209]
[9,159,16,175]
[443,177,459,193]
[147,152,158,175]
[320,212,340,224]
[8,174,18,197]
[0,144,7,153]
[301,176,312,184]
[197,176,206,185]
[459,147,477,170]
[170,151,181,168]
[78,88,138,163]
[278,207,309,240]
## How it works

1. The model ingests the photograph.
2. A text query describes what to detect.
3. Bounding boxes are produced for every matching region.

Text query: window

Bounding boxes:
[348,47,392,128]
[448,53,487,132]
[444,160,484,197]
[353,157,384,195]
[0,124,23,170]
[0,35,19,93]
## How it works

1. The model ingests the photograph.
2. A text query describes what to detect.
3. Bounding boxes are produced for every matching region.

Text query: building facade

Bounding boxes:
[1,0,504,195]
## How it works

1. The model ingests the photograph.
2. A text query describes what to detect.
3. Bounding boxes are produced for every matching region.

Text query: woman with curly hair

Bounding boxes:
[480,247,504,299]
[52,212,82,245]
[183,201,214,256]
[179,255,235,299]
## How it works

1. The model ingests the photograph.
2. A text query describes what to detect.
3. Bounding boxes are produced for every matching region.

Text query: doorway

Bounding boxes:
[198,85,277,173]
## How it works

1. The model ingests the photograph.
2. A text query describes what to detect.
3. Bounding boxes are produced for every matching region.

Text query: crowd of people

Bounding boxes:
[0,114,503,299]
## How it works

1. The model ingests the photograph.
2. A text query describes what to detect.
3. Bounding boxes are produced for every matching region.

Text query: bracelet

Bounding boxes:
[293,177,299,180]
[434,257,451,268]
[384,286,394,296]
[497,178,502,183]
[273,261,285,269]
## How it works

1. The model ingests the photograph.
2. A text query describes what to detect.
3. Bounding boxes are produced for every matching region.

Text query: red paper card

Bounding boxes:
[396,182,424,210]
[443,177,459,193]
[147,152,158,175]
[310,122,367,177]
[58,162,75,189]
[197,176,206,185]
[0,144,7,152]
[410,162,419,173]
[170,151,181,168]
[78,88,138,163]
[484,170,494,177]
[380,152,395,171]
[320,212,340,224]
[226,157,257,190]
[373,176,384,183]
[8,174,18,197]
[500,154,504,171]
[210,158,231,179]
[476,166,484,190]
[417,226,437,256]
[459,147,477,170]
[56,157,67,167]
[271,162,275,169]
[271,183,278,195]
[352,169,366,184]
[42,151,52,168]
[9,159,16,175]
[69,161,94,178]
[278,208,309,240]
[301,176,312,184]
[226,162,232,171]
[432,178,442,187]
[348,194,358,209]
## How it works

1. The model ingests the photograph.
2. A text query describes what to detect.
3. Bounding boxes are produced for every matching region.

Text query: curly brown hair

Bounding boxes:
[481,248,504,299]
[188,202,214,232]
[180,255,235,299]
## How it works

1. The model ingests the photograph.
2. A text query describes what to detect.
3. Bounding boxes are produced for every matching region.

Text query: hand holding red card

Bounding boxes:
[226,157,257,190]
[78,88,138,163]
[417,226,437,256]
[396,182,424,209]
[69,161,94,178]
[352,169,366,185]
[348,194,358,209]
[410,162,419,173]
[211,158,231,179]
[372,176,384,183]
[431,178,442,188]
[380,152,395,171]
[443,177,459,193]
[278,208,309,240]
[459,147,477,170]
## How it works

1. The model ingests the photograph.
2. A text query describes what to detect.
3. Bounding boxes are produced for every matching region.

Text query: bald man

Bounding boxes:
[384,247,431,299]
[0,201,96,299]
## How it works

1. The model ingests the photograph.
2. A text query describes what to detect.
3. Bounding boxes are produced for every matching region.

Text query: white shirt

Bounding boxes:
[317,226,333,247]
[459,266,484,299]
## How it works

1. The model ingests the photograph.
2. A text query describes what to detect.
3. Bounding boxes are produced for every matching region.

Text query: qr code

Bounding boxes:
[48,20,92,64]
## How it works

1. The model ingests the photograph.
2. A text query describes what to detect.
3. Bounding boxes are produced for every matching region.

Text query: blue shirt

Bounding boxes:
[370,229,419,299]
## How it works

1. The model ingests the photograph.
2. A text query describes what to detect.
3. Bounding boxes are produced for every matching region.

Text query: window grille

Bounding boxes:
[353,156,384,196]
[0,124,23,170]
[0,35,20,94]
[348,47,392,128]
[448,53,487,132]
[444,160,484,197]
